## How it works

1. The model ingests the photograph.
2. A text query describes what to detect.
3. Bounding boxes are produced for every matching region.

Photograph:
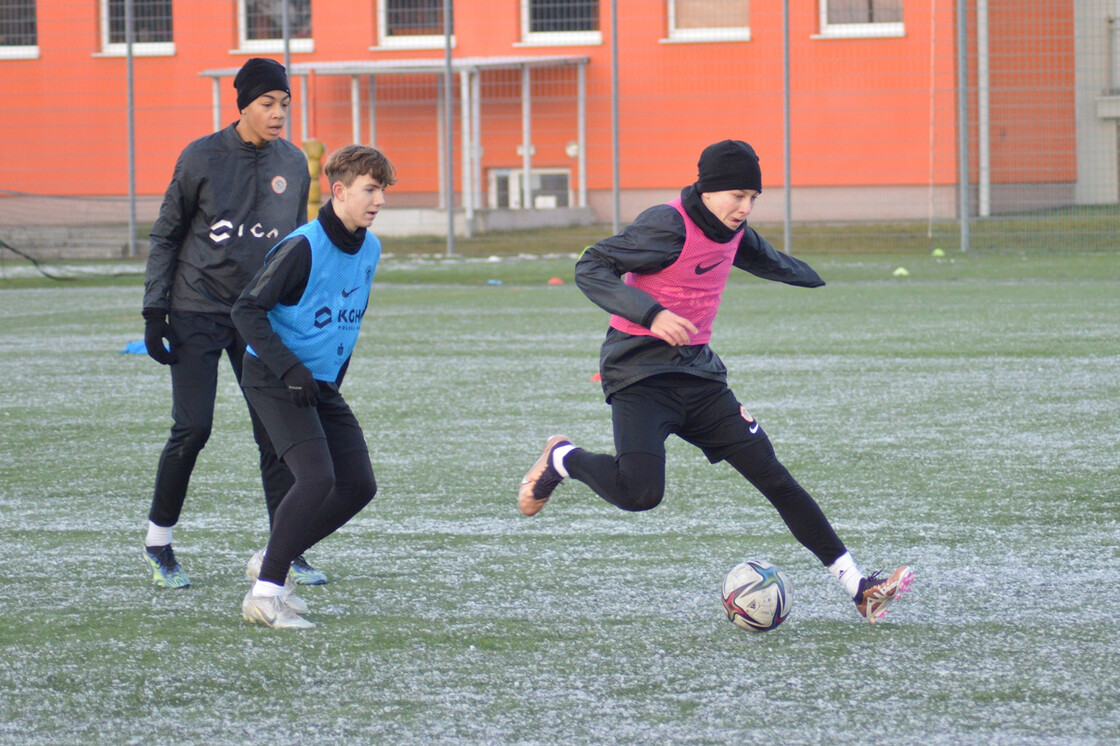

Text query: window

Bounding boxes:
[377,0,451,50]
[100,0,174,56]
[520,0,600,46]
[818,0,903,39]
[489,168,571,209]
[239,0,313,53]
[666,0,749,43]
[0,0,38,59]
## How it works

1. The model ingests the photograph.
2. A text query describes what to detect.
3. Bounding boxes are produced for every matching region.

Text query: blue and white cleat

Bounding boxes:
[144,545,190,589]
[289,554,329,586]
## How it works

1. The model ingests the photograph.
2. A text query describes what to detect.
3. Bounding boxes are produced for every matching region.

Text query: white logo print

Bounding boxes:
[209,219,233,243]
[271,175,288,194]
[209,219,281,243]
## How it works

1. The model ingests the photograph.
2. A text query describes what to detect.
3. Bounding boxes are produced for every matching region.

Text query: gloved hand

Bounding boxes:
[282,364,318,408]
[142,309,179,365]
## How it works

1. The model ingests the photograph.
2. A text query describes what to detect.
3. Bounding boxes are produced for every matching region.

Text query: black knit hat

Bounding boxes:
[234,58,290,111]
[696,139,762,194]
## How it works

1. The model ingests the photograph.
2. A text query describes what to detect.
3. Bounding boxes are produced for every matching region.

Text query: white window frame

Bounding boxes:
[237,0,314,54]
[815,0,904,40]
[374,0,453,50]
[663,0,750,44]
[517,0,601,48]
[0,44,38,60]
[98,0,175,57]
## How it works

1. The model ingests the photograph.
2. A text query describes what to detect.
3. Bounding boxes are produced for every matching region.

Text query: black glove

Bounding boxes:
[142,309,179,365]
[282,364,318,408]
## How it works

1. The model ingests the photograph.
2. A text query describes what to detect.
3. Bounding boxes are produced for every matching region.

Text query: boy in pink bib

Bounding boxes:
[518,140,913,625]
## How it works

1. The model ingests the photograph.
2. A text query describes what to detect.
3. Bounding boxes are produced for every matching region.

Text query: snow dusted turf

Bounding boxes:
[1,251,1118,744]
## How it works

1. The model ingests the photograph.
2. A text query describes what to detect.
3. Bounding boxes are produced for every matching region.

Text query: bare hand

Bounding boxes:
[649,309,698,346]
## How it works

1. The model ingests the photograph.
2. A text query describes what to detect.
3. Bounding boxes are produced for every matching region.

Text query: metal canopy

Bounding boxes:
[200,55,591,219]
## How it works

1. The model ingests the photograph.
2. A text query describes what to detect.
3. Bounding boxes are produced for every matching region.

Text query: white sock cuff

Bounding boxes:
[252,580,286,597]
[552,444,576,478]
[146,522,173,548]
[828,552,863,598]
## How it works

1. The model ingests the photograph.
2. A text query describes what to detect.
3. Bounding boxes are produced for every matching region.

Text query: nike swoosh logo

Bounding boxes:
[749,422,760,435]
[695,260,725,275]
[341,286,359,298]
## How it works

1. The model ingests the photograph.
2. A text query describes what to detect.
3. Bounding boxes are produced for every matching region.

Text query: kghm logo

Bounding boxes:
[314,306,332,329]
[337,308,365,324]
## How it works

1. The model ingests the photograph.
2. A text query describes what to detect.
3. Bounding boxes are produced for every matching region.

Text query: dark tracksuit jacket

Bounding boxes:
[144,123,311,318]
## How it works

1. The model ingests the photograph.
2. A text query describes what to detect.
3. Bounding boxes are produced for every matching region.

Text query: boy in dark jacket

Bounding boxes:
[140,58,323,589]
[518,140,913,625]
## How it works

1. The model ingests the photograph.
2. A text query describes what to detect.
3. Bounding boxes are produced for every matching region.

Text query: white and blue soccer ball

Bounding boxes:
[721,559,791,632]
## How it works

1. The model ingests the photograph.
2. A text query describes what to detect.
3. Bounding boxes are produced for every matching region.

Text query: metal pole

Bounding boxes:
[461,70,474,236]
[782,0,792,254]
[126,0,137,257]
[956,0,971,251]
[283,0,292,141]
[577,63,587,209]
[610,0,620,233]
[444,0,455,255]
[977,0,990,217]
[521,66,532,211]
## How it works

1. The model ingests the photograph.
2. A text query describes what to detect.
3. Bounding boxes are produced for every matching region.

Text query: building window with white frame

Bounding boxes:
[0,0,38,59]
[239,0,313,53]
[817,0,903,39]
[666,0,750,44]
[521,0,600,47]
[100,0,174,56]
[377,0,451,50]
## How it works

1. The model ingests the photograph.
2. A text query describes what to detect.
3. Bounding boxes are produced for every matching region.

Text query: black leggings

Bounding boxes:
[258,439,376,585]
[564,376,847,566]
[148,311,290,528]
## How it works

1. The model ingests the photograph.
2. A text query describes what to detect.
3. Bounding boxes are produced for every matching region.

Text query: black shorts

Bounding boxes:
[243,383,368,461]
[610,374,766,464]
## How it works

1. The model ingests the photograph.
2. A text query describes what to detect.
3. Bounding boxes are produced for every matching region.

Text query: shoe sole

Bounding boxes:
[518,435,569,516]
[861,566,913,624]
[290,570,329,586]
[242,608,316,630]
[242,597,316,630]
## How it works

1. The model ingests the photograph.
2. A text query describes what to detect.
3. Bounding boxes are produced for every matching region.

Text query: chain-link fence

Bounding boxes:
[1,0,1117,257]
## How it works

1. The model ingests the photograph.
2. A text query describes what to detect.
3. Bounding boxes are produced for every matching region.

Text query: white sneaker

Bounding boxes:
[241,590,315,630]
[245,549,309,615]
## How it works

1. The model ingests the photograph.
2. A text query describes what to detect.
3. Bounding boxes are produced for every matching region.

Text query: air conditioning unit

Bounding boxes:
[488,168,571,209]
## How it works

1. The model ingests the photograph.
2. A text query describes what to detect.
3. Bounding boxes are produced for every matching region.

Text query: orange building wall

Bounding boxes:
[980,0,1076,185]
[0,0,1076,202]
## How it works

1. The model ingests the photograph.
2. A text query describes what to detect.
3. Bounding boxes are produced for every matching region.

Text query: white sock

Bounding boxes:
[145,522,173,548]
[828,552,863,598]
[252,580,286,598]
[552,444,576,478]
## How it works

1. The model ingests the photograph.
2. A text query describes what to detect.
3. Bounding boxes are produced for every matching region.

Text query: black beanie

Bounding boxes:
[234,58,290,111]
[696,139,762,194]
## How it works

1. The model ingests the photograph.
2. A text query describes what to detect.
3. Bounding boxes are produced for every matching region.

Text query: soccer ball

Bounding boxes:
[721,560,791,632]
